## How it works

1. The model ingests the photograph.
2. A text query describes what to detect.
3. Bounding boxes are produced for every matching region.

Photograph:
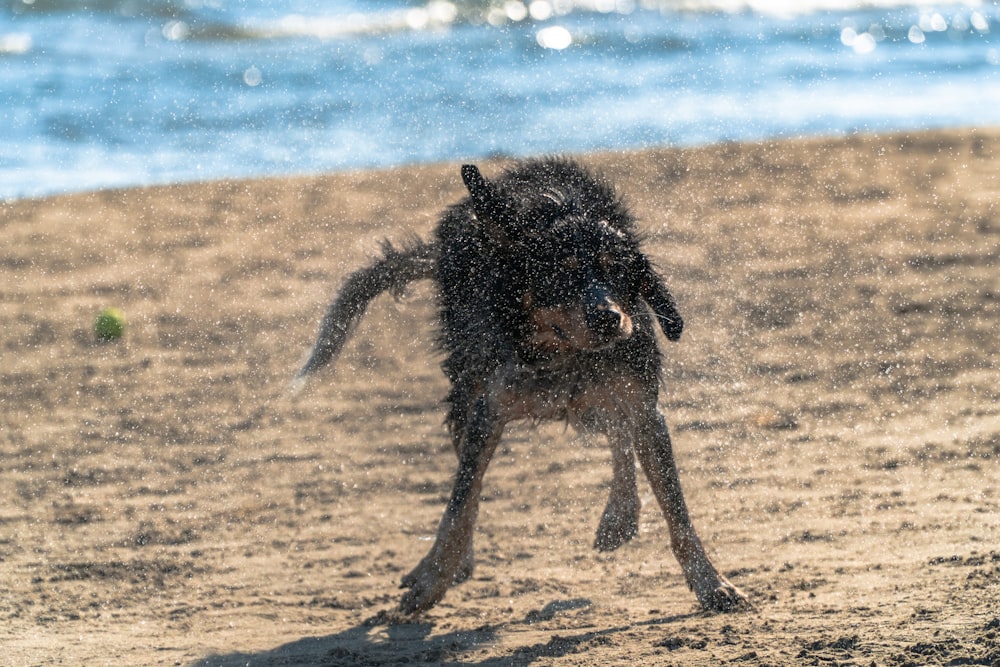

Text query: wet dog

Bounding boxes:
[294,158,750,614]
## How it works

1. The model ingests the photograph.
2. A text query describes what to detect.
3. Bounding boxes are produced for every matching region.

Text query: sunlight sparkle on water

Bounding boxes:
[529,0,554,20]
[537,25,574,49]
[970,12,990,32]
[0,33,31,54]
[840,27,877,54]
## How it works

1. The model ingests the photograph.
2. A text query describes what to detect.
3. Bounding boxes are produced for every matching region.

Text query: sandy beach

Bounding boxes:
[1,129,998,666]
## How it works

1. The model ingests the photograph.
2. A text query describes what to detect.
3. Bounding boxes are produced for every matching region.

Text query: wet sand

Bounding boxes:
[1,129,998,665]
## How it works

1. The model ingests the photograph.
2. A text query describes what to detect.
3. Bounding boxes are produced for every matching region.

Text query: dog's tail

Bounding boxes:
[291,239,438,393]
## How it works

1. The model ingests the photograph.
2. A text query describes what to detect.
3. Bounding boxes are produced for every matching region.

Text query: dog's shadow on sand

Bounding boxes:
[194,599,699,666]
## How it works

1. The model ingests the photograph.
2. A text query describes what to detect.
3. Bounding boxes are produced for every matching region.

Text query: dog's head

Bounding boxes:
[461,161,683,354]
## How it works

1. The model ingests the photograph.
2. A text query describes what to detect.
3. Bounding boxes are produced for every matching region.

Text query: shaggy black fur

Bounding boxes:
[435,158,682,435]
[294,158,749,615]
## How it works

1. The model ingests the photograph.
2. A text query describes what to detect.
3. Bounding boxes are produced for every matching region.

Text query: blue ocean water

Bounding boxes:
[1,0,998,200]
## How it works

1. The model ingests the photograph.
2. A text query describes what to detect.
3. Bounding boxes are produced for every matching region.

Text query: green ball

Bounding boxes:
[94,307,127,341]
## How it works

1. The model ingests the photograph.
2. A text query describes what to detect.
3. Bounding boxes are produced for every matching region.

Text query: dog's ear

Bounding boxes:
[461,164,491,204]
[641,268,683,342]
[461,165,513,238]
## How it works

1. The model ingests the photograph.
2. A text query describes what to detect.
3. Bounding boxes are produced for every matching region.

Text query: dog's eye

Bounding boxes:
[561,256,580,270]
[598,251,638,286]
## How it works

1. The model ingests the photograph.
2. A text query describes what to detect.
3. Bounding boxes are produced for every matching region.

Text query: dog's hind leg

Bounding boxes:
[399,396,504,614]
[633,409,751,612]
[594,424,640,551]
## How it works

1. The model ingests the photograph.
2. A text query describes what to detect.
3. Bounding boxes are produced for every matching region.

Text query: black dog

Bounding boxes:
[294,158,749,614]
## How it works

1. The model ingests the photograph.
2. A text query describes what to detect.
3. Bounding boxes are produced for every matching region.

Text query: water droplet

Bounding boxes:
[243,66,262,87]
[162,20,189,41]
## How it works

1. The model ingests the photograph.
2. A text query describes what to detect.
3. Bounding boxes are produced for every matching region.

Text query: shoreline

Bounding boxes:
[4,125,998,206]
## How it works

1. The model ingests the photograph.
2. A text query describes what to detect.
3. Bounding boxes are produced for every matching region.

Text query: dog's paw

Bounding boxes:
[399,562,453,615]
[401,545,473,589]
[452,545,475,583]
[594,507,639,552]
[594,492,639,552]
[697,578,753,613]
[399,544,469,614]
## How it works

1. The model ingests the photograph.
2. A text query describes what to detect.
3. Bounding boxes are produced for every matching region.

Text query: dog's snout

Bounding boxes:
[586,286,633,340]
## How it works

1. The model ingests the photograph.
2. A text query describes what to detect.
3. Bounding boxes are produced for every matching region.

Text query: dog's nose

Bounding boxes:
[585,286,633,341]
[588,307,625,338]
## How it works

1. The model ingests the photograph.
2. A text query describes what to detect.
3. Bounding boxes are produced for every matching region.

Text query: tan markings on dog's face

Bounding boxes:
[527,303,593,352]
[524,293,633,352]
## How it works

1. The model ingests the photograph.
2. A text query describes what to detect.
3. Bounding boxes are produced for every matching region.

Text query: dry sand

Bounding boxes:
[1,129,998,666]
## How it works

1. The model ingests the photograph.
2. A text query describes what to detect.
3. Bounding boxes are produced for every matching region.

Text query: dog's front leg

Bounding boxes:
[446,428,476,584]
[634,409,751,612]
[399,396,503,614]
[594,424,640,551]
